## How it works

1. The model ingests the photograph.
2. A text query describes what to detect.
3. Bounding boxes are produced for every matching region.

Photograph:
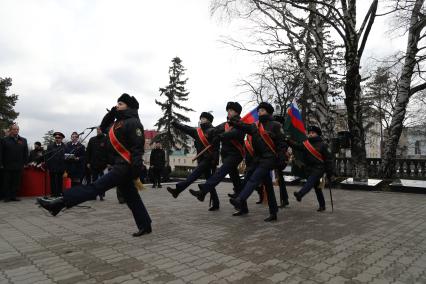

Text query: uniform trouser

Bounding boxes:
[276,169,289,205]
[50,172,63,197]
[152,167,163,186]
[63,165,152,230]
[239,166,278,215]
[199,158,244,210]
[175,159,219,207]
[2,169,23,200]
[91,169,105,197]
[298,173,326,208]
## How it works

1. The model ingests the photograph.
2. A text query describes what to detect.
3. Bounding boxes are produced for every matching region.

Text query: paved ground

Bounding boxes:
[1,183,426,284]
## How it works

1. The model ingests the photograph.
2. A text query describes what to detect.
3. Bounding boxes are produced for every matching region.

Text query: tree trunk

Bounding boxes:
[382,0,425,178]
[345,47,368,180]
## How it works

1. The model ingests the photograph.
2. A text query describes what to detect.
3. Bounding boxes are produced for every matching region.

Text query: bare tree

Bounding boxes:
[238,57,304,116]
[381,0,426,177]
[212,0,378,180]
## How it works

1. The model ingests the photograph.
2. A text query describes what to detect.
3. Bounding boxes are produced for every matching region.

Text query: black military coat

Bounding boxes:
[172,121,219,164]
[46,143,66,173]
[0,135,28,170]
[100,108,145,178]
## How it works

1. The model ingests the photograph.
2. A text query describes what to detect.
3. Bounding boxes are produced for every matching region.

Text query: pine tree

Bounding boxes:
[42,130,56,146]
[0,77,19,136]
[155,57,194,165]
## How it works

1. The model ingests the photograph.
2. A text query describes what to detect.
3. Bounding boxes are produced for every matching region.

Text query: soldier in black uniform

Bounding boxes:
[166,112,220,211]
[37,93,152,237]
[189,102,245,215]
[65,132,86,187]
[86,127,109,200]
[46,132,66,197]
[292,126,333,212]
[0,124,28,202]
[229,102,287,221]
[273,115,290,208]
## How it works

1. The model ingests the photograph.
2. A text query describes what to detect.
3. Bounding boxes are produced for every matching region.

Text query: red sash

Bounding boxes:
[109,123,131,164]
[303,140,324,162]
[224,123,245,157]
[256,122,277,155]
[244,135,255,157]
[196,128,213,153]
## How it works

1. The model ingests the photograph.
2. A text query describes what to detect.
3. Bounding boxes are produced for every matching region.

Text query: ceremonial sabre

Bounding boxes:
[192,145,212,161]
[329,179,334,213]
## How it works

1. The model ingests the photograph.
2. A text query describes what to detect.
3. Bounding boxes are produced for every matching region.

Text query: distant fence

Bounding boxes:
[334,158,426,179]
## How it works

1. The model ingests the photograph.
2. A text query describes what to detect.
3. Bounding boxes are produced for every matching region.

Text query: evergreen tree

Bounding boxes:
[42,130,55,146]
[155,57,194,165]
[0,78,19,136]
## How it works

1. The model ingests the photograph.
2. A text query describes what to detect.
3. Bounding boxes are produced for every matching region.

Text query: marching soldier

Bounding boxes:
[37,93,152,237]
[228,102,288,222]
[273,115,290,208]
[189,102,245,215]
[291,126,333,212]
[166,112,220,211]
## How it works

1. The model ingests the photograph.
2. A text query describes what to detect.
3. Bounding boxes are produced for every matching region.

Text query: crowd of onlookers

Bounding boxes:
[0,123,172,202]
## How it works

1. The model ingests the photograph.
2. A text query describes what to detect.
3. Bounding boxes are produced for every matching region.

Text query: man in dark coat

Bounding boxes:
[273,115,290,208]
[65,132,86,187]
[292,126,333,212]
[86,127,109,200]
[189,102,245,214]
[37,93,152,237]
[28,142,44,164]
[167,112,220,211]
[228,102,288,221]
[149,142,165,188]
[46,132,66,197]
[0,124,28,202]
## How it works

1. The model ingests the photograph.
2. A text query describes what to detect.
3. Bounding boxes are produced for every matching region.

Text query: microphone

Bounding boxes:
[86,126,98,130]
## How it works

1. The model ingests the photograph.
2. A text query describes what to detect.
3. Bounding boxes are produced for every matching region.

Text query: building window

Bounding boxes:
[415,141,421,155]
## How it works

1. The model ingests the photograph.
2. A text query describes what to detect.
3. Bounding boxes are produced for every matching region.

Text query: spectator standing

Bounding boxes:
[0,124,28,202]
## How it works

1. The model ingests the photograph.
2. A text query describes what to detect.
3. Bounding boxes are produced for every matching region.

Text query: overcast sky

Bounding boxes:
[0,0,406,145]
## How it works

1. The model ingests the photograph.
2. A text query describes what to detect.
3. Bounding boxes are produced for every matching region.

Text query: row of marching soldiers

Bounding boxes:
[167,101,334,222]
[37,94,333,237]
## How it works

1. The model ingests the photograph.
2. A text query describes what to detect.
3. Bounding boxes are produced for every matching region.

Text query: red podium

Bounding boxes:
[20,168,74,197]
[19,167,51,197]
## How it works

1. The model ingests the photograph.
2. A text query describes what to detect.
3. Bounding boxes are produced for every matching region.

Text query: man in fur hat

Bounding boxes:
[292,125,333,212]
[37,93,152,237]
[189,102,246,215]
[167,112,221,211]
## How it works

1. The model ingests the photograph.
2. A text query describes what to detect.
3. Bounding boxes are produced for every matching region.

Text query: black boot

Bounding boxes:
[167,187,181,199]
[294,192,302,202]
[189,189,207,202]
[229,197,242,210]
[264,214,277,222]
[132,225,152,237]
[279,200,289,208]
[36,197,66,216]
[208,205,220,211]
[232,209,248,216]
[317,207,326,212]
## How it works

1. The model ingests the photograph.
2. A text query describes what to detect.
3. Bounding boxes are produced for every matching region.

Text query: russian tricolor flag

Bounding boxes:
[284,100,307,142]
[241,107,259,124]
[287,101,305,134]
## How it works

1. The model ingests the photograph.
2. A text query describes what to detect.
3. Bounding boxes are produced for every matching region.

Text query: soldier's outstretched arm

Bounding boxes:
[100,107,117,134]
[171,121,196,139]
